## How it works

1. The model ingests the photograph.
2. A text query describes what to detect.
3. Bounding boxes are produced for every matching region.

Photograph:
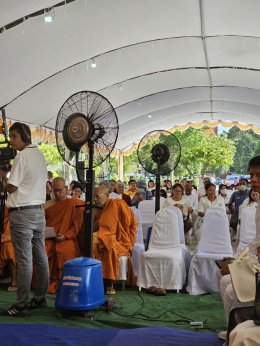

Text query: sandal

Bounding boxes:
[155,288,167,296]
[105,287,116,295]
[146,286,157,294]
[7,285,17,292]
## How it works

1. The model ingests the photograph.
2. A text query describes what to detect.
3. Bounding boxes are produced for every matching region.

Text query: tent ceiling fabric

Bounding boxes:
[1,0,260,151]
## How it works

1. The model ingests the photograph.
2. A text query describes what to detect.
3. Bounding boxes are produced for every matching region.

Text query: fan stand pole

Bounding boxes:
[84,141,95,258]
[155,168,161,214]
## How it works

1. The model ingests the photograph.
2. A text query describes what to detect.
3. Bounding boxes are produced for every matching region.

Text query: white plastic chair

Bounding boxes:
[167,205,191,273]
[187,207,233,295]
[116,206,145,288]
[116,256,128,290]
[131,206,145,276]
[137,206,186,292]
[138,198,165,240]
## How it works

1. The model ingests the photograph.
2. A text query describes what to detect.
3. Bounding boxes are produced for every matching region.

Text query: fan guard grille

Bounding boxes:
[55,91,119,169]
[137,130,181,176]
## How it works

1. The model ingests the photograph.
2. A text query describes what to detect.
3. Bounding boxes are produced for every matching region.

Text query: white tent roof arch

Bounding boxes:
[1,0,260,153]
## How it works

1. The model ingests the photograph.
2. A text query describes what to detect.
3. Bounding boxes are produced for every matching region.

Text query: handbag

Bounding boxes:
[183,214,193,234]
[229,246,260,303]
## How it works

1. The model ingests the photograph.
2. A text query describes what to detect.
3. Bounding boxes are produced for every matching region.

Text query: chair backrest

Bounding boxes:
[238,205,257,251]
[149,206,181,250]
[138,200,155,224]
[145,226,152,251]
[197,206,233,259]
[131,206,144,245]
[167,205,185,245]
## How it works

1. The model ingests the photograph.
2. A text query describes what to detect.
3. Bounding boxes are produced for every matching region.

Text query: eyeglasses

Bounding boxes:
[95,193,107,198]
[173,189,183,192]
[53,188,65,193]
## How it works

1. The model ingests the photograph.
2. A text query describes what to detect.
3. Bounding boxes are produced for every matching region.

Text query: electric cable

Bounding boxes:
[92,289,215,329]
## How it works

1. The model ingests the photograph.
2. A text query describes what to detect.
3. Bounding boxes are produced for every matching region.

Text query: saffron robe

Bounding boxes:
[44,198,84,293]
[0,207,16,274]
[93,199,138,282]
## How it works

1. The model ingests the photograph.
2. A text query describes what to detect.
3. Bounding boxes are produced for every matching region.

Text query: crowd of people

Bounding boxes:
[0,121,259,344]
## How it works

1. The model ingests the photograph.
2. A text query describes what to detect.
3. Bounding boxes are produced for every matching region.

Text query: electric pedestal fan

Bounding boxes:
[54,91,118,315]
[137,130,181,213]
[55,91,119,257]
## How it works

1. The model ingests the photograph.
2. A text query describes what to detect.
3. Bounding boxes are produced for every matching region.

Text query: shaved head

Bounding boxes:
[95,186,109,207]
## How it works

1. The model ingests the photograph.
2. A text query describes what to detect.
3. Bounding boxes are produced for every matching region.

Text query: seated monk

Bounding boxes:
[44,177,84,293]
[93,186,138,295]
[0,207,17,291]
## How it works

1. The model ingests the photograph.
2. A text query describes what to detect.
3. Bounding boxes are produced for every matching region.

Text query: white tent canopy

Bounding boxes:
[1,0,260,151]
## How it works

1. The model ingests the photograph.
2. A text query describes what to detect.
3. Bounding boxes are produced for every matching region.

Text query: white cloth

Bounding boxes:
[116,256,128,281]
[7,144,47,207]
[131,206,145,276]
[229,320,260,346]
[187,207,233,295]
[197,186,206,200]
[256,201,260,242]
[185,193,198,212]
[163,196,191,219]
[195,196,226,241]
[138,198,164,239]
[137,206,186,290]
[237,203,257,253]
[168,206,191,273]
[109,192,122,199]
[196,207,233,259]
[219,274,238,322]
[198,195,226,214]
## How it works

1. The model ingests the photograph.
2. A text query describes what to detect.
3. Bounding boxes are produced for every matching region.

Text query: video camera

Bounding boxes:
[0,146,16,172]
[0,109,17,172]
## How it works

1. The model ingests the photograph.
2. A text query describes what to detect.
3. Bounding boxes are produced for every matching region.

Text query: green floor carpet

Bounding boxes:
[0,284,226,333]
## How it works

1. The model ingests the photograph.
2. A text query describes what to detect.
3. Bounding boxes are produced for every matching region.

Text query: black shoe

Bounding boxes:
[2,304,31,317]
[25,297,47,310]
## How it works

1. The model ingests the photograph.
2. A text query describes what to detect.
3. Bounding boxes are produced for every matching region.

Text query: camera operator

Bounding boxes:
[0,122,49,317]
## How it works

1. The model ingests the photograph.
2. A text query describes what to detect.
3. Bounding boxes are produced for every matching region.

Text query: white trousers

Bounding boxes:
[219,274,239,322]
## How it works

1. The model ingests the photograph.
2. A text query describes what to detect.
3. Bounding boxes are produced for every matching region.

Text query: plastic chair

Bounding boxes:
[131,206,145,276]
[187,207,233,295]
[137,207,186,292]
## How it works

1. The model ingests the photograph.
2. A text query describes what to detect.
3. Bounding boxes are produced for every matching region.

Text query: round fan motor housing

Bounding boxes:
[151,143,170,165]
[63,113,91,152]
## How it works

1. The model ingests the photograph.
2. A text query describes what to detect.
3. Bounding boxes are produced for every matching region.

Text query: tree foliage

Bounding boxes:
[173,129,235,177]
[227,127,260,174]
[123,128,236,179]
[38,143,62,166]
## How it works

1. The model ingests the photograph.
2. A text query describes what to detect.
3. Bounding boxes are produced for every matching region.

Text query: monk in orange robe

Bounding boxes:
[44,177,84,294]
[0,207,17,291]
[93,186,138,294]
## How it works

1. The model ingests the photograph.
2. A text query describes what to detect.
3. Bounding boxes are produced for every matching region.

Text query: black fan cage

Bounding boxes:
[55,91,119,168]
[137,130,181,175]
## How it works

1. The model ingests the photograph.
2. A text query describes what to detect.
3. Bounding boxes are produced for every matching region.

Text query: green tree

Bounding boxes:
[174,129,235,178]
[122,128,235,180]
[38,143,63,176]
[227,127,260,174]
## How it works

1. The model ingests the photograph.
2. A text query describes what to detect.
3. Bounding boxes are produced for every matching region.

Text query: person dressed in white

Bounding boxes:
[218,155,260,341]
[236,190,259,252]
[194,182,226,241]
[219,183,233,221]
[197,177,211,201]
[163,183,192,220]
[147,179,155,192]
[184,183,198,213]
[1,122,49,317]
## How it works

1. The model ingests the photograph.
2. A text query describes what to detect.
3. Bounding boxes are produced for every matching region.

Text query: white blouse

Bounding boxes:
[198,195,226,214]
[163,196,192,218]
